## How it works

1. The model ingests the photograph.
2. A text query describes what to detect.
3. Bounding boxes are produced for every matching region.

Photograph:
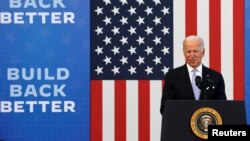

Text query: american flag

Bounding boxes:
[90,0,245,141]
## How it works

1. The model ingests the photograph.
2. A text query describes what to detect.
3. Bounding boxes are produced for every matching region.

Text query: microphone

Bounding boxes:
[196,76,206,100]
[195,76,202,89]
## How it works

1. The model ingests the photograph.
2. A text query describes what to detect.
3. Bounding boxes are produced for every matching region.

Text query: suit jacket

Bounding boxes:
[160,64,227,115]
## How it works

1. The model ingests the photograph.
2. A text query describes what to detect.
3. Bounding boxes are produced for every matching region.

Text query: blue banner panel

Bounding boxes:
[0,0,90,141]
[245,0,250,124]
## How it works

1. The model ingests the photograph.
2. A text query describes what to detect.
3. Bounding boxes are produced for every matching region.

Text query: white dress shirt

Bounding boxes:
[186,63,203,84]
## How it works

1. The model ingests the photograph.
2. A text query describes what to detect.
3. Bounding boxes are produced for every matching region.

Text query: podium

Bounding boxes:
[160,100,246,141]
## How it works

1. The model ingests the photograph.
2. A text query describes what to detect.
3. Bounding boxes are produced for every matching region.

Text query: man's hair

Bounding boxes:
[183,35,204,49]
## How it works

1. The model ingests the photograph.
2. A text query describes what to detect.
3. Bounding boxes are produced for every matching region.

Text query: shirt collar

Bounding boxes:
[186,63,202,73]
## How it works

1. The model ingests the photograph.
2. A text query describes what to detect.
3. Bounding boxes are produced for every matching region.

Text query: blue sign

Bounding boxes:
[0,0,90,140]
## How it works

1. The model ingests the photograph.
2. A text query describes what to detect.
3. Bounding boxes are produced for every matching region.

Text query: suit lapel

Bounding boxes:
[202,65,209,79]
[200,65,211,100]
[181,65,195,99]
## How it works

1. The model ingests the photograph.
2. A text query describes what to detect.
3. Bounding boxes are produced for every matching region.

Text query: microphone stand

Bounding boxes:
[200,85,207,100]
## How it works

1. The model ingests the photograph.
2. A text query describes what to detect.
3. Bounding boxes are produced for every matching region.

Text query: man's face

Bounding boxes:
[183,40,204,68]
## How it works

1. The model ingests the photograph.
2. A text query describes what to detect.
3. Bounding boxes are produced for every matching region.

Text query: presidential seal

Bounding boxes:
[190,107,222,139]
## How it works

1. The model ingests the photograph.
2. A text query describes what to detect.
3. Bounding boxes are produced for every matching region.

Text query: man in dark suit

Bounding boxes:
[160,35,227,115]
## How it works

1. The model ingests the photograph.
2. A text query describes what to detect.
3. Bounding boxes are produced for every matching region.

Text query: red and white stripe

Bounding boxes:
[91,0,244,141]
[173,0,244,100]
[91,80,162,141]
